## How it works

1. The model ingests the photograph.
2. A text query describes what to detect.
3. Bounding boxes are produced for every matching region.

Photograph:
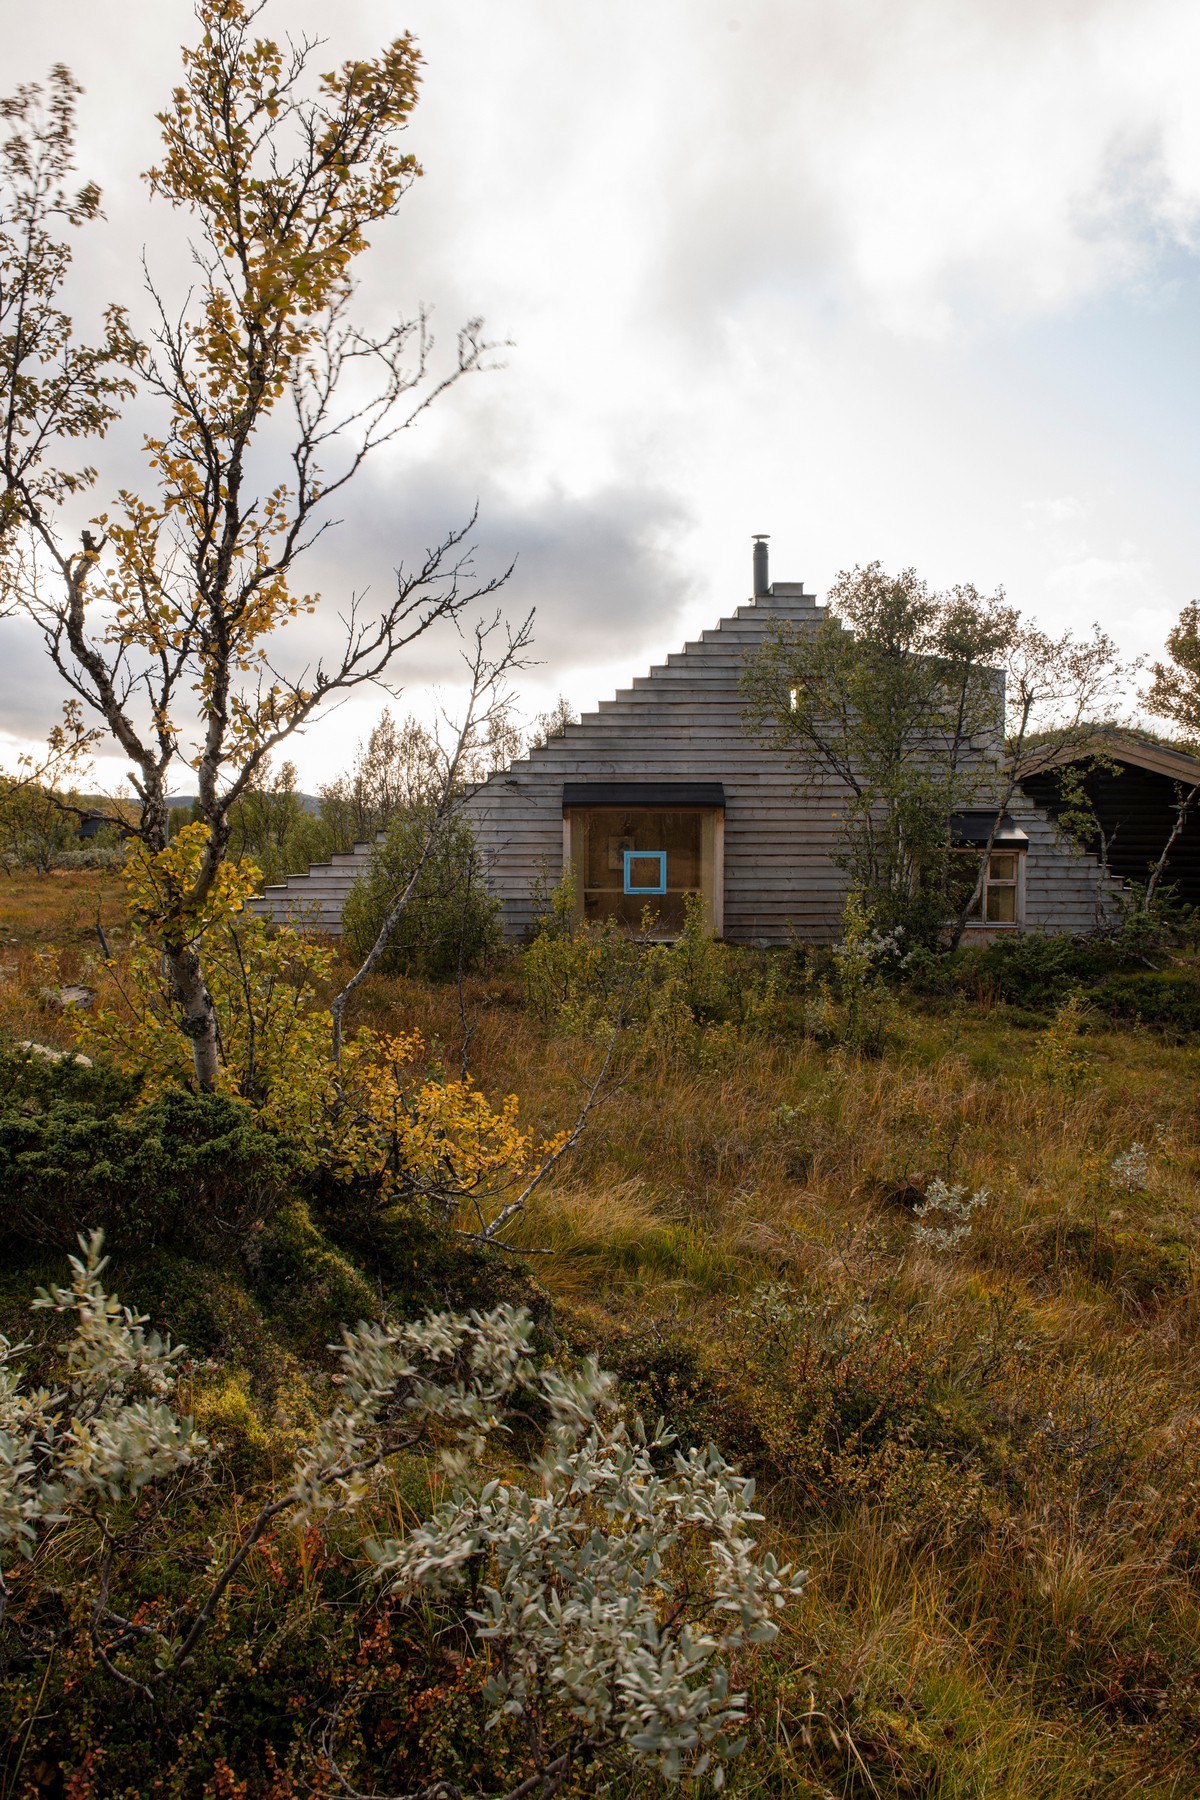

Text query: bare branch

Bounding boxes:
[329,612,533,1066]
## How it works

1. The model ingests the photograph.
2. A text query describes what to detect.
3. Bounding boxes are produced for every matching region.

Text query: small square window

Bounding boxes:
[623,850,667,895]
[989,852,1017,882]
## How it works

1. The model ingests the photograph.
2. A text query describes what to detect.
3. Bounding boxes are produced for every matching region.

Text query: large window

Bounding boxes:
[567,805,722,934]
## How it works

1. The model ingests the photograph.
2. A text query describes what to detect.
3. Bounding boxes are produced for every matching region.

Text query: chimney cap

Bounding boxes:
[751,532,770,541]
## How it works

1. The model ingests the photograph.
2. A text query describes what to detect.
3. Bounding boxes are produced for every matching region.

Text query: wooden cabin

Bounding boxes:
[252,554,1163,944]
[1020,732,1200,909]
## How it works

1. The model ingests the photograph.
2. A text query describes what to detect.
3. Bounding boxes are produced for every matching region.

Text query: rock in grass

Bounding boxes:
[16,1040,94,1068]
[39,985,96,1011]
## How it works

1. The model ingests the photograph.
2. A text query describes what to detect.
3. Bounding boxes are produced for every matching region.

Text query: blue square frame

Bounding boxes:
[623,849,667,895]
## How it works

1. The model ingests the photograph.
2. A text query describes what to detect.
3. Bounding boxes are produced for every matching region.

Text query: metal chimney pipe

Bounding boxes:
[752,535,770,599]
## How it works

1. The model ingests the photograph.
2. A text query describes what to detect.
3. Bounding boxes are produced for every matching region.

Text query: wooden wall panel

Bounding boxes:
[250,586,1118,943]
[460,591,844,943]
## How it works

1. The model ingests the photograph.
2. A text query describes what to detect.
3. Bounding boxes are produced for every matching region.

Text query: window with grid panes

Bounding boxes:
[952,847,1022,925]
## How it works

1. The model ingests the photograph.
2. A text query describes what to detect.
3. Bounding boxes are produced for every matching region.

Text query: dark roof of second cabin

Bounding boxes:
[1019,730,1200,904]
[1020,728,1200,787]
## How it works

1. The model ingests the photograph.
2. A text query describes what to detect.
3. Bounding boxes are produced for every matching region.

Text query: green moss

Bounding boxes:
[246,1199,377,1354]
[314,1187,547,1323]
[118,1247,271,1361]
[192,1366,277,1481]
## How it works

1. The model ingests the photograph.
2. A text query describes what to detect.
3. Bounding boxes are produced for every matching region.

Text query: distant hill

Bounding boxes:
[162,793,322,815]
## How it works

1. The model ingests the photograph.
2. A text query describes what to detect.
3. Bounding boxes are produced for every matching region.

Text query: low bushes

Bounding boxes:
[0,1067,300,1258]
[906,930,1200,1031]
[522,881,793,1047]
[520,883,1197,1060]
[0,1047,553,1450]
[908,931,1137,1008]
[0,1047,544,1339]
[51,843,125,871]
[1090,968,1200,1034]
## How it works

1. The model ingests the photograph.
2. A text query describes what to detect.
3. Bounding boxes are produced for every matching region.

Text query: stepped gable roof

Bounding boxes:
[478,582,824,790]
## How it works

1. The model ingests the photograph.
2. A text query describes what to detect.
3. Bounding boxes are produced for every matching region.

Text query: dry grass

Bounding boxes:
[6,870,1200,1795]
[354,961,1200,1795]
[0,869,127,1048]
[0,866,125,945]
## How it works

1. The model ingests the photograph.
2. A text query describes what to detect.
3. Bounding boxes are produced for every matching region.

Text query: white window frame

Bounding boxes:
[957,846,1026,930]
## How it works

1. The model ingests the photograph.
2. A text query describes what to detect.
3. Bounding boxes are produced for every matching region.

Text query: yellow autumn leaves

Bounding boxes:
[84,826,558,1225]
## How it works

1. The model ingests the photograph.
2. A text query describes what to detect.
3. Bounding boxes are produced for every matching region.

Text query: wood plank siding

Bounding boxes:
[1007,791,1121,936]
[462,586,854,943]
[250,583,1119,942]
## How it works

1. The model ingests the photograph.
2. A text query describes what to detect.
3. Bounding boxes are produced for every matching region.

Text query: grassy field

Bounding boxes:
[3,871,1200,1796]
[351,943,1200,1796]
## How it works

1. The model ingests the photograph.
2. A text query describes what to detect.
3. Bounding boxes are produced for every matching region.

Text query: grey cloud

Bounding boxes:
[2,0,1199,775]
[11,0,1200,345]
[0,615,70,745]
[253,457,696,687]
[0,453,693,776]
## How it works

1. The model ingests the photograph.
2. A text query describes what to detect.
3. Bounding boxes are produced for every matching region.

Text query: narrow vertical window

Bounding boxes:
[984,851,1019,922]
[952,845,1024,927]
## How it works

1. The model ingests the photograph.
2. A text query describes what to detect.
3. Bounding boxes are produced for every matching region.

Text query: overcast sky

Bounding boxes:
[4,0,1200,790]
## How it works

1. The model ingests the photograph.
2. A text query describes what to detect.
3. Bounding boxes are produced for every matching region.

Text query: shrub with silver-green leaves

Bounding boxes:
[1110,1142,1150,1193]
[1,1236,803,1794]
[368,1362,805,1792]
[912,1177,990,1252]
[0,1230,202,1592]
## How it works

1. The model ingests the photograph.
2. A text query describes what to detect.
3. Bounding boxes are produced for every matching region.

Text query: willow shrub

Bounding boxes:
[342,809,501,982]
[0,1235,804,1798]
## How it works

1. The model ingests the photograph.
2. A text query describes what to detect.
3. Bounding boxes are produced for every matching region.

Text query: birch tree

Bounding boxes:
[1138,601,1200,910]
[742,564,1017,940]
[1145,601,1200,744]
[743,563,1126,945]
[0,1,506,1087]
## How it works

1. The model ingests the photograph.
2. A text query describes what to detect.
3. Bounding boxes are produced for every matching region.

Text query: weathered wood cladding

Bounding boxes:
[1007,792,1120,936]
[250,845,375,935]
[461,590,856,943]
[251,584,1118,943]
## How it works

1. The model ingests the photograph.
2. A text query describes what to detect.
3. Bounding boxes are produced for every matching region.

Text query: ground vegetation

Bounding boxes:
[2,872,1200,1796]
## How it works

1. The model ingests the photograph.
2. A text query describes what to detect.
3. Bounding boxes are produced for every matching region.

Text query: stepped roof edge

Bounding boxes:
[484,584,823,785]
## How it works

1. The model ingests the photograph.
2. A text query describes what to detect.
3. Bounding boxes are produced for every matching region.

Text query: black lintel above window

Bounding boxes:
[562,782,726,810]
[949,811,1029,848]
